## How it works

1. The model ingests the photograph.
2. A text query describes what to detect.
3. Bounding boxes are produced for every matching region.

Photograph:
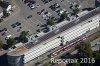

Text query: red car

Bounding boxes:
[37,9,45,15]
[1,32,6,36]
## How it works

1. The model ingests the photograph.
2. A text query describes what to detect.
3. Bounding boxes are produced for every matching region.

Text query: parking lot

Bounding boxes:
[0,0,95,43]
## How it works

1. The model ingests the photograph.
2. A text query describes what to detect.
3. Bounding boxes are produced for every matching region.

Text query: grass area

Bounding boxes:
[68,49,76,54]
[43,62,50,66]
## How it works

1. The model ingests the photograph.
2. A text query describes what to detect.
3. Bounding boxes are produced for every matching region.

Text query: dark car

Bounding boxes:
[16,22,21,26]
[27,3,32,7]
[50,3,60,11]
[0,19,3,23]
[2,28,7,31]
[49,5,55,9]
[27,15,32,19]
[1,32,6,36]
[42,0,48,3]
[42,0,52,4]
[37,12,41,15]
[0,28,7,32]
[24,0,31,3]
[0,29,3,32]
[11,23,16,28]
[49,5,57,11]
[37,9,45,15]
[30,0,36,4]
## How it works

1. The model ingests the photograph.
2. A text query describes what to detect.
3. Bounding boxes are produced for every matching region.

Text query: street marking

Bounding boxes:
[18,17,37,31]
[0,10,20,26]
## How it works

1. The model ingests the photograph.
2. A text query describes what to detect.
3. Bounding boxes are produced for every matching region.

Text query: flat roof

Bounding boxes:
[7,7,100,56]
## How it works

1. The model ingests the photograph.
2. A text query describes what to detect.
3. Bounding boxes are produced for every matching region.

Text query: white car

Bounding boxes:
[5,35,12,40]
[30,4,35,9]
[58,9,66,15]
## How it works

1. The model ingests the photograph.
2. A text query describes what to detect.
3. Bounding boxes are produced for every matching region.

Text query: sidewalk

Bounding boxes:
[0,50,8,56]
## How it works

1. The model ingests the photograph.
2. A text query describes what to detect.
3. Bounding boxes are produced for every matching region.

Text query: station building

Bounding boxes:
[7,8,100,66]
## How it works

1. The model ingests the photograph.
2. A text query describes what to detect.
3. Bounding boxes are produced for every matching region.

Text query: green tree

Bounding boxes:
[72,62,80,66]
[19,31,28,43]
[60,12,69,20]
[20,31,28,37]
[0,40,3,49]
[43,63,49,66]
[7,38,16,46]
[75,42,93,66]
[73,8,80,14]
[47,19,55,26]
[2,10,10,18]
[95,53,100,59]
[68,62,80,66]
[75,42,93,58]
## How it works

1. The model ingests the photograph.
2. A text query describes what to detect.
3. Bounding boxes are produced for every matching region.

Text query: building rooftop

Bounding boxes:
[7,7,100,56]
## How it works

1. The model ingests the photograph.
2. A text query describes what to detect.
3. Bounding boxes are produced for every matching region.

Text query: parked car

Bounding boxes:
[0,28,7,33]
[57,9,66,15]
[11,22,21,28]
[30,4,35,9]
[29,0,36,4]
[27,15,32,19]
[11,23,17,28]
[0,19,3,23]
[5,35,12,40]
[54,3,60,8]
[15,22,21,26]
[1,32,6,36]
[24,0,30,4]
[2,28,7,31]
[49,3,60,11]
[41,0,52,4]
[24,0,33,4]
[37,9,46,15]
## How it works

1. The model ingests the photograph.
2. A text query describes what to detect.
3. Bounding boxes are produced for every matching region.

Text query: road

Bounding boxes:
[91,37,100,51]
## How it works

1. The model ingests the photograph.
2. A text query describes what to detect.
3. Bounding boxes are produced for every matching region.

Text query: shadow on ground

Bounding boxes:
[0,54,10,66]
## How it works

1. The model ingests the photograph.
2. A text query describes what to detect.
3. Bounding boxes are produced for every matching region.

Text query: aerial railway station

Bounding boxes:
[7,8,100,66]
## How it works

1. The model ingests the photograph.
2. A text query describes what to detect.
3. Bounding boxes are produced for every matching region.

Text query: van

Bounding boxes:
[5,35,12,40]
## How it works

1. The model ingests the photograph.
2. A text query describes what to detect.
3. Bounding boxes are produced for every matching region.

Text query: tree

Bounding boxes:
[7,38,16,46]
[73,8,80,14]
[0,40,3,49]
[2,10,10,18]
[43,62,50,66]
[19,31,28,43]
[75,42,93,66]
[20,31,28,37]
[60,12,69,21]
[95,53,100,59]
[72,62,80,66]
[47,19,55,26]
[68,62,80,66]
[75,42,93,58]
